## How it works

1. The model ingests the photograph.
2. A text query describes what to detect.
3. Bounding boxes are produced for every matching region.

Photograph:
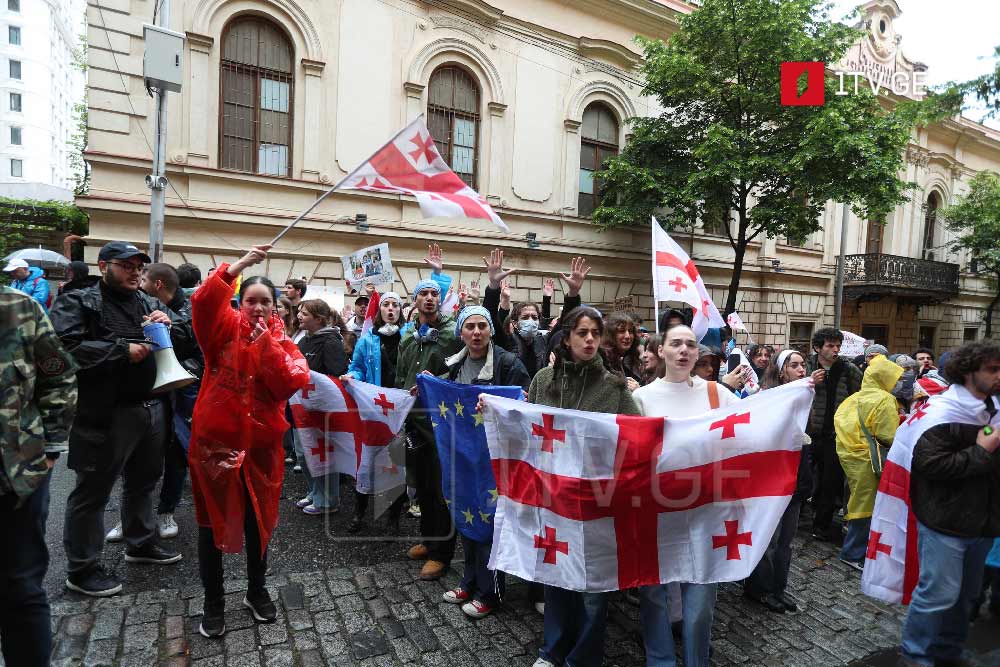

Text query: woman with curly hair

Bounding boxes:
[601,310,643,390]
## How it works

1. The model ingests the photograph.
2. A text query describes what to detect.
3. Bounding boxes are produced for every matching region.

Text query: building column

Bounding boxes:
[562,119,582,214]
[300,59,326,183]
[486,102,507,203]
[403,82,425,123]
[185,32,214,167]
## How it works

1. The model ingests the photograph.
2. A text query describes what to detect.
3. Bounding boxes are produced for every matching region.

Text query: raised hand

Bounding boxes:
[364,282,376,296]
[228,244,271,276]
[560,257,591,298]
[499,279,512,309]
[542,277,555,298]
[469,280,481,300]
[423,243,444,274]
[482,248,517,289]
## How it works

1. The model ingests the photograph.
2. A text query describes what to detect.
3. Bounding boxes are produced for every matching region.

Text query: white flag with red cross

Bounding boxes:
[289,372,415,494]
[861,385,1000,604]
[338,116,508,232]
[651,217,726,339]
[482,379,814,592]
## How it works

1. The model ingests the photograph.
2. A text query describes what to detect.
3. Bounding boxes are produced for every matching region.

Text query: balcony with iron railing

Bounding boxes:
[842,253,960,303]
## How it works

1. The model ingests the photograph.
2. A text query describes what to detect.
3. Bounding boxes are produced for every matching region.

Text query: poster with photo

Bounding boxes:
[342,243,394,289]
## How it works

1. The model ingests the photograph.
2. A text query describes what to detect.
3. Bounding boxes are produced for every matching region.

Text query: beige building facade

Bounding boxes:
[80,0,997,354]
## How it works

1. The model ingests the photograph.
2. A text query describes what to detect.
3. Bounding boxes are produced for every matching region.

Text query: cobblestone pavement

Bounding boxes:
[31,526,1000,667]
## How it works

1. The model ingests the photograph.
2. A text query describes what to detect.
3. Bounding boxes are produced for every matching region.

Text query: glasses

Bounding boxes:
[109,261,145,273]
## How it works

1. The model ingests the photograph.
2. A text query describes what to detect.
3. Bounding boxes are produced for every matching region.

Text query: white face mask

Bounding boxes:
[517,318,539,337]
[378,324,399,336]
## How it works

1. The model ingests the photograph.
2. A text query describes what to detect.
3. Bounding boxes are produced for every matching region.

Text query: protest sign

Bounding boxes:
[840,330,867,358]
[306,285,345,312]
[342,243,393,289]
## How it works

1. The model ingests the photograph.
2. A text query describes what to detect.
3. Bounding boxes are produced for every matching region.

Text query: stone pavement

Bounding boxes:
[37,527,997,667]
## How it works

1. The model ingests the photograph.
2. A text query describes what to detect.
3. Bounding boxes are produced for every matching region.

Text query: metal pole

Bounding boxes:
[833,201,850,330]
[147,0,170,263]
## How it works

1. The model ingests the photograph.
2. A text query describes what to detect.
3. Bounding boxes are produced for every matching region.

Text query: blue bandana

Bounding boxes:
[455,305,494,337]
[412,279,440,303]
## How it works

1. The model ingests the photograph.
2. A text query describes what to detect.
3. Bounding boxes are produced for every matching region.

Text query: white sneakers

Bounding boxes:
[534,601,545,615]
[106,514,179,542]
[532,659,555,667]
[158,514,179,539]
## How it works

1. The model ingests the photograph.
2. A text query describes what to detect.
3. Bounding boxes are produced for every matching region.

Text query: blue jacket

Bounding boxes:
[12,266,50,311]
[346,323,414,385]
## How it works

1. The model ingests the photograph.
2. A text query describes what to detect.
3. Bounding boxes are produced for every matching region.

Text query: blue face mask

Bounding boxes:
[517,318,539,337]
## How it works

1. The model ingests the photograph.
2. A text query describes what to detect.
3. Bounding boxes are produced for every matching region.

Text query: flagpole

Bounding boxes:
[652,218,660,335]
[269,115,426,246]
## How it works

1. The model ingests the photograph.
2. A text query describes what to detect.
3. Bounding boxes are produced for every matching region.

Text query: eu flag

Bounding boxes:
[416,374,523,542]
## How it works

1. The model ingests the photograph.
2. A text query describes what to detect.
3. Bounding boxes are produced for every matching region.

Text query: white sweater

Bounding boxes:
[632,376,742,419]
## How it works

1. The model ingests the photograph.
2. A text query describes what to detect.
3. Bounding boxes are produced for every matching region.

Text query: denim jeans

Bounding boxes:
[0,476,52,666]
[539,586,609,667]
[746,499,802,598]
[638,583,717,667]
[459,535,504,606]
[840,517,871,564]
[900,521,992,665]
[292,428,340,510]
[159,384,196,514]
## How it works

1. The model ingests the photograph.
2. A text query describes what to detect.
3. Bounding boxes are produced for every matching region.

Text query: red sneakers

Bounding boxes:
[461,599,496,619]
[442,587,470,604]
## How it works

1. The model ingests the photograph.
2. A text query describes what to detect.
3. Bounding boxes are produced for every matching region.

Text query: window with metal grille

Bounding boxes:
[866,218,885,254]
[219,17,293,177]
[427,66,480,188]
[922,191,939,260]
[789,321,813,355]
[964,327,979,343]
[578,103,619,218]
[702,185,731,236]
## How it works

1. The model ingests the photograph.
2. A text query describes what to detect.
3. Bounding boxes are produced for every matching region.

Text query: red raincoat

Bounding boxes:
[189,265,310,554]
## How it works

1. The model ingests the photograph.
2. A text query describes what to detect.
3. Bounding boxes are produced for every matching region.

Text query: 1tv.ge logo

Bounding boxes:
[780,61,825,106]
[781,61,928,106]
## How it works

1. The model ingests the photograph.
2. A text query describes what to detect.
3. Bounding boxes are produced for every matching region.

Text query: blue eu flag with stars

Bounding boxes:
[416,374,523,542]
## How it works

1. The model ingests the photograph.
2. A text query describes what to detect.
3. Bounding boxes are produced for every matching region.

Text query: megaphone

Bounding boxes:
[143,321,196,393]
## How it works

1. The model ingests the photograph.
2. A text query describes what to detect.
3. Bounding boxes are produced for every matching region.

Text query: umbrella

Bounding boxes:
[3,247,70,268]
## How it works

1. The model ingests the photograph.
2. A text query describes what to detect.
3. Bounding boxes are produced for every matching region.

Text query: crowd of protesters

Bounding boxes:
[1,240,998,667]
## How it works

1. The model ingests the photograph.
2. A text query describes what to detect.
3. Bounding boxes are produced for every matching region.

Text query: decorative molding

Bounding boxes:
[403,81,426,97]
[429,15,486,43]
[407,37,505,105]
[906,146,930,168]
[185,32,215,53]
[487,101,507,117]
[577,37,641,70]
[565,80,637,125]
[432,0,504,25]
[301,58,325,75]
[192,0,324,62]
[564,119,582,133]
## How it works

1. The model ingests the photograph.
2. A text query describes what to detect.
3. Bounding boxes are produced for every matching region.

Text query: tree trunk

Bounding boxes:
[724,241,747,318]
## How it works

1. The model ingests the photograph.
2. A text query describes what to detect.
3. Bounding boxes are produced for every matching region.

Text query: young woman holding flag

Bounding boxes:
[188,245,310,639]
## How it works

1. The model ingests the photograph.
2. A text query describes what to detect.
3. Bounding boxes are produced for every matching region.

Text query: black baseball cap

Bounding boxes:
[98,241,152,264]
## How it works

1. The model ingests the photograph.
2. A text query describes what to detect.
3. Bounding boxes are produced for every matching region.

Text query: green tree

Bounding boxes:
[943,170,1000,338]
[593,0,944,316]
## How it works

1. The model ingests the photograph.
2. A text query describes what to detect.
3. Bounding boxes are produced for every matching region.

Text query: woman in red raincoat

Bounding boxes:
[189,244,310,638]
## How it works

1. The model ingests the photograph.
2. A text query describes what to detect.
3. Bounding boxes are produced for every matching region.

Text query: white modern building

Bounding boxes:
[0,0,86,201]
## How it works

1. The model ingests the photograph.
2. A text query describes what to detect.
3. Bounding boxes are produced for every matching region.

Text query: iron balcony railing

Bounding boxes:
[843,253,960,297]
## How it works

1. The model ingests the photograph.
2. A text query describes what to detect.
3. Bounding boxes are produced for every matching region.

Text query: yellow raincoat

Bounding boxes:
[834,355,903,520]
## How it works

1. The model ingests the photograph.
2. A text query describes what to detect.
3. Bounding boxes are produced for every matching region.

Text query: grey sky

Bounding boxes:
[830,0,999,126]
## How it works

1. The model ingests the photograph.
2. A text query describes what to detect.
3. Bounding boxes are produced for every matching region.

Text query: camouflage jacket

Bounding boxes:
[0,286,78,499]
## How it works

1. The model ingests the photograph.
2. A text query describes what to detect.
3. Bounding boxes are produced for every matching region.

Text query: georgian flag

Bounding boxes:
[360,290,380,338]
[441,287,462,317]
[861,385,1000,604]
[482,380,814,592]
[289,372,415,494]
[339,117,508,232]
[651,217,726,339]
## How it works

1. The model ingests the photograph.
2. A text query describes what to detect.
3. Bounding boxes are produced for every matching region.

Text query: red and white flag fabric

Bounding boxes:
[651,217,726,339]
[289,372,415,494]
[482,380,814,592]
[338,117,508,232]
[441,287,462,318]
[861,385,1000,604]
[360,290,380,338]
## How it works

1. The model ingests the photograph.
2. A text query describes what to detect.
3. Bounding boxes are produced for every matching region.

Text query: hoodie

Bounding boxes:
[11,266,50,310]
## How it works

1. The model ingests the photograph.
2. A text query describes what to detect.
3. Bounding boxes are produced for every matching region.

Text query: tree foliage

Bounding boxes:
[943,170,1000,338]
[593,0,948,315]
[0,197,89,277]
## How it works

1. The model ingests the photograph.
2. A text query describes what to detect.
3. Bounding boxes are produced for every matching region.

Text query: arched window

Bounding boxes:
[220,17,293,176]
[427,66,480,188]
[923,191,940,260]
[578,102,619,217]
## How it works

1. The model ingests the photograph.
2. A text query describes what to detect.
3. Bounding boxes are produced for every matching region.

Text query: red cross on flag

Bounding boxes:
[338,116,508,232]
[651,217,725,339]
[482,379,815,592]
[862,385,999,604]
[289,372,416,494]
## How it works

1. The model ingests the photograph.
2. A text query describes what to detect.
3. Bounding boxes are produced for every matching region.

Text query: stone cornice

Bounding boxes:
[185,32,214,53]
[577,37,642,70]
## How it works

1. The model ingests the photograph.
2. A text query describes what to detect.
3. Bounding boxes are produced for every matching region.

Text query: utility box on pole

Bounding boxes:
[142,24,184,93]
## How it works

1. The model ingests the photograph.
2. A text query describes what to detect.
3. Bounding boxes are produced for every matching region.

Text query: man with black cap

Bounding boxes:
[50,241,193,597]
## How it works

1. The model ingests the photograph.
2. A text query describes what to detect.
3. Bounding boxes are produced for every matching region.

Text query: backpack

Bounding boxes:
[32,276,54,310]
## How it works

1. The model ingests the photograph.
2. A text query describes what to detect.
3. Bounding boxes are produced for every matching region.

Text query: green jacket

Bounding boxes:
[395,313,462,390]
[528,355,640,415]
[0,286,78,499]
[806,354,862,439]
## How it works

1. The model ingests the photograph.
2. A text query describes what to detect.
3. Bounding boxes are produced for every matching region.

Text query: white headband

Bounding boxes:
[776,349,796,373]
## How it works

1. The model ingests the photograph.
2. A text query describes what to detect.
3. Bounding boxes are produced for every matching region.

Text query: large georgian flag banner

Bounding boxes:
[651,217,726,339]
[482,380,814,592]
[289,372,415,494]
[338,116,509,232]
[861,385,1000,604]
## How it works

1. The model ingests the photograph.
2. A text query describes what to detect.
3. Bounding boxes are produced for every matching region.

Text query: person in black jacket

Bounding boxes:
[440,305,529,619]
[50,242,192,597]
[295,299,348,515]
[900,342,1000,667]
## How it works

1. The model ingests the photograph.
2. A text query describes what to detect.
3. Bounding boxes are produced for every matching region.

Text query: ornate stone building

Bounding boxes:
[79,0,996,352]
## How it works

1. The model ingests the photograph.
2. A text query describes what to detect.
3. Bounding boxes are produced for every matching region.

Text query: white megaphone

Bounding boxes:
[143,321,196,393]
